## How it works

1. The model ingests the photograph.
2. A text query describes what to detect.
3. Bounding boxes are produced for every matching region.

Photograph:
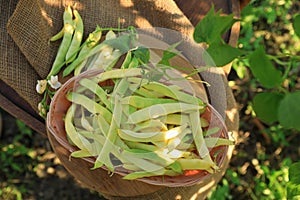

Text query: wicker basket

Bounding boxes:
[47,65,229,190]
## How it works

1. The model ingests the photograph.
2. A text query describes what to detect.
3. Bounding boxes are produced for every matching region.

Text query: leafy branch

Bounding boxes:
[193,6,300,131]
[193,6,300,198]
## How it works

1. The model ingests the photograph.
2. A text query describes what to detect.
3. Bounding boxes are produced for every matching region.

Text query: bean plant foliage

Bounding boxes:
[193,6,300,198]
[194,6,300,131]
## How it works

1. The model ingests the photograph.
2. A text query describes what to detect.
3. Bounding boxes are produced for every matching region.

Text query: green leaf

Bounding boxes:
[133,47,150,64]
[194,6,239,44]
[158,42,181,66]
[293,14,300,38]
[278,91,300,131]
[253,92,284,124]
[248,47,282,88]
[203,42,246,67]
[287,162,300,199]
[208,179,230,200]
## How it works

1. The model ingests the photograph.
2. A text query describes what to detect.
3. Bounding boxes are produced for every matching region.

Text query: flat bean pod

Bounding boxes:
[65,9,84,63]
[142,82,204,106]
[48,6,74,78]
[66,92,112,123]
[121,95,177,109]
[79,78,112,110]
[65,104,94,153]
[189,111,216,169]
[204,137,235,148]
[94,94,123,171]
[118,124,187,142]
[49,27,64,42]
[74,27,103,75]
[127,102,202,124]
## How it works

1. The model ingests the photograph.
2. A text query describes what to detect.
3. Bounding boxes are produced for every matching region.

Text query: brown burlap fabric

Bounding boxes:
[1,0,239,199]
[2,0,194,113]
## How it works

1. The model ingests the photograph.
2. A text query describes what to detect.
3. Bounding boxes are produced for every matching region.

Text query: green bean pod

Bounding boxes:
[121,95,177,109]
[189,111,217,170]
[127,102,202,124]
[177,158,216,173]
[66,92,112,123]
[79,78,112,110]
[47,6,74,78]
[65,9,84,64]
[142,82,204,106]
[74,27,103,75]
[204,137,235,148]
[118,124,188,142]
[49,27,64,42]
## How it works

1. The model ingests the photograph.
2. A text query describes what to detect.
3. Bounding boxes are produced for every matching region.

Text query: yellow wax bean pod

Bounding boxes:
[131,87,164,98]
[75,129,103,156]
[177,158,218,173]
[121,51,132,69]
[93,95,123,171]
[78,129,129,159]
[91,115,131,151]
[80,107,94,132]
[189,111,217,169]
[79,78,112,111]
[111,77,130,97]
[167,127,191,151]
[127,77,149,85]
[74,27,103,75]
[121,104,136,118]
[121,95,177,109]
[65,105,95,154]
[161,149,196,159]
[122,149,174,167]
[123,169,179,180]
[176,142,195,151]
[121,153,164,173]
[122,163,142,171]
[63,43,109,77]
[94,68,144,83]
[118,124,188,143]
[118,129,164,143]
[162,113,190,125]
[142,82,204,105]
[64,31,136,76]
[127,102,202,124]
[133,119,168,132]
[204,137,235,148]
[124,141,159,152]
[204,127,221,136]
[71,149,92,158]
[152,141,167,148]
[67,92,112,123]
[200,117,209,128]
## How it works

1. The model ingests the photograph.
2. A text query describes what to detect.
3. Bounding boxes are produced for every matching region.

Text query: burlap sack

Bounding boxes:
[1,0,239,199]
[2,0,194,113]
